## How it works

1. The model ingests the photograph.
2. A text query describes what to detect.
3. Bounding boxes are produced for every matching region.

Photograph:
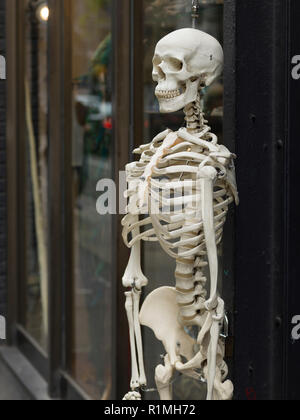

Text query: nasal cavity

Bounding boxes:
[158,66,166,80]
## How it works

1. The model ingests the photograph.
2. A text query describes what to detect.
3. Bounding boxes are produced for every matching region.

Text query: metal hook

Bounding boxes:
[192,0,201,29]
[220,313,229,340]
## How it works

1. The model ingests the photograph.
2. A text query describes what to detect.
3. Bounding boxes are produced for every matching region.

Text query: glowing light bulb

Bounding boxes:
[40,6,49,21]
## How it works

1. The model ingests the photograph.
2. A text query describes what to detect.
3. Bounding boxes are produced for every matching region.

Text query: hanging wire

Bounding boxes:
[191,0,201,28]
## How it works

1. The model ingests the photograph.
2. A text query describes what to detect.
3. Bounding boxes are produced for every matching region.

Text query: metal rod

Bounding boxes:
[191,0,201,29]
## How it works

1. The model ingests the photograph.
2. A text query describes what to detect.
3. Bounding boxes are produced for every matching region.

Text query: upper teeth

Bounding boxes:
[156,89,181,100]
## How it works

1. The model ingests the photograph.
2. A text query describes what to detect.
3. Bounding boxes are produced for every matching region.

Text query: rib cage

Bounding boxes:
[123,127,237,327]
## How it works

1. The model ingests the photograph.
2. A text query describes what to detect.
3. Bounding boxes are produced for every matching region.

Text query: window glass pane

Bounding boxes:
[70,0,113,399]
[142,0,227,400]
[24,0,49,351]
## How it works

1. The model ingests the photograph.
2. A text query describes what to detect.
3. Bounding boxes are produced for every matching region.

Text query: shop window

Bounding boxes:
[69,0,113,399]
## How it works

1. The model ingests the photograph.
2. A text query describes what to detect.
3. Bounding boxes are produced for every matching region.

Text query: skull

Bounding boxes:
[152,28,224,113]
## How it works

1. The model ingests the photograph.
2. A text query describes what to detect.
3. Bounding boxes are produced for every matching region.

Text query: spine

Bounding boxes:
[175,252,208,326]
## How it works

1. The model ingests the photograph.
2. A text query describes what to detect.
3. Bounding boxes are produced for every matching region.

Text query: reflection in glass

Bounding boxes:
[142,0,225,400]
[70,0,113,400]
[24,0,49,351]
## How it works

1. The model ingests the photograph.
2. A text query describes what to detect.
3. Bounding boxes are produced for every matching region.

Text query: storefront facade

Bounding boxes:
[0,0,300,400]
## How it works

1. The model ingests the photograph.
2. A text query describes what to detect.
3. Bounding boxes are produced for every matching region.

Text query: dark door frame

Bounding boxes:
[230,0,291,401]
[285,0,300,401]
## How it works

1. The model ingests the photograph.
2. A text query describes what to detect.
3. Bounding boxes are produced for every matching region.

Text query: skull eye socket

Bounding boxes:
[166,57,183,72]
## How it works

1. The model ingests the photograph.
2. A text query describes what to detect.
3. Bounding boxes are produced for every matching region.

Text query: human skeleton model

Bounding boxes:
[122,28,239,401]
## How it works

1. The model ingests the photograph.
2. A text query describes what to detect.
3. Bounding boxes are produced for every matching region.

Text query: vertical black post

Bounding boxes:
[223,0,236,379]
[48,0,64,398]
[28,0,39,143]
[0,0,6,319]
[233,0,288,400]
[112,0,131,399]
[286,0,300,401]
